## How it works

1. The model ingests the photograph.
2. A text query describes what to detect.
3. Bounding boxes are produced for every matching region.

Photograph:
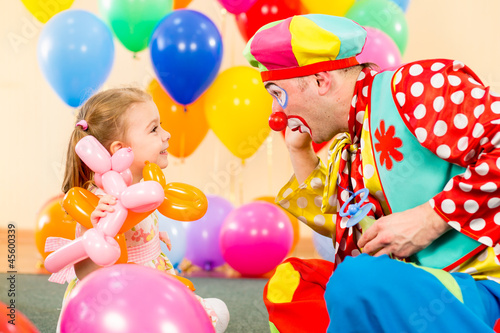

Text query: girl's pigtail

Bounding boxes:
[61,123,93,193]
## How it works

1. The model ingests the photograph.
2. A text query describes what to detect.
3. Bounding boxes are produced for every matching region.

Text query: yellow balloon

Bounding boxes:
[301,0,355,16]
[204,66,273,160]
[20,0,75,23]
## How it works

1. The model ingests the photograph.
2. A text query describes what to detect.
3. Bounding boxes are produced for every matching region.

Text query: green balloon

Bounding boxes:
[346,0,408,55]
[99,0,173,53]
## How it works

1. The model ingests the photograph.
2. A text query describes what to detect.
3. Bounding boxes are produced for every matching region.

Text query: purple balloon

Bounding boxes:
[185,195,234,271]
[219,201,293,276]
[357,26,402,71]
[61,265,214,333]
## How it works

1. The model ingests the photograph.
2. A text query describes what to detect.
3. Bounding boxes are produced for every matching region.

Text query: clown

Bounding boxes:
[244,14,500,332]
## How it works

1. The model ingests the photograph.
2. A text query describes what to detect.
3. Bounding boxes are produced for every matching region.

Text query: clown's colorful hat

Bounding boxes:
[243,15,367,81]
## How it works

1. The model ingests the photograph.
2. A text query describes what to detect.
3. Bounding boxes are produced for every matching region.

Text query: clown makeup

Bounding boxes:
[265,83,288,109]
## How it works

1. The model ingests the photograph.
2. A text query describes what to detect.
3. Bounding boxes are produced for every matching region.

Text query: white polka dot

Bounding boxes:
[283,188,293,198]
[497,158,500,169]
[404,114,410,122]
[340,217,348,229]
[364,164,375,179]
[314,214,326,226]
[396,92,406,107]
[311,177,323,189]
[472,123,485,138]
[341,190,350,202]
[433,120,448,136]
[478,236,493,247]
[409,64,424,76]
[298,216,307,223]
[375,190,385,202]
[495,213,500,225]
[489,198,500,208]
[471,88,486,99]
[280,200,290,209]
[453,61,464,71]
[436,145,451,159]
[414,104,426,119]
[448,75,461,86]
[339,238,347,251]
[356,111,365,124]
[314,196,322,208]
[459,182,473,192]
[441,199,456,213]
[362,86,368,97]
[297,197,308,209]
[492,119,500,125]
[415,128,427,143]
[481,182,497,192]
[476,162,489,176]
[351,249,361,257]
[463,267,478,274]
[357,71,366,81]
[394,70,402,84]
[464,168,472,179]
[492,91,500,97]
[351,178,357,190]
[453,113,468,129]
[477,249,489,261]
[464,150,476,162]
[492,132,500,148]
[431,62,445,71]
[491,101,500,114]
[464,200,479,214]
[351,95,357,108]
[451,91,465,104]
[448,221,461,231]
[411,82,424,97]
[480,137,489,145]
[433,96,445,112]
[429,198,435,208]
[328,195,336,207]
[474,105,485,118]
[443,179,453,191]
[468,77,481,85]
[457,137,468,151]
[431,73,445,88]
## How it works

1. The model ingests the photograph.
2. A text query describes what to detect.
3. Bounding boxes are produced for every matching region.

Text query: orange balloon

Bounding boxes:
[148,79,209,159]
[172,275,196,291]
[114,233,128,264]
[35,195,77,259]
[254,196,300,253]
[62,187,100,229]
[173,0,192,9]
[143,162,208,221]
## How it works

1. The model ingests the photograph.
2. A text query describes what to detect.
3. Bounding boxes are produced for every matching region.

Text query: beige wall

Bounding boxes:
[2,0,500,234]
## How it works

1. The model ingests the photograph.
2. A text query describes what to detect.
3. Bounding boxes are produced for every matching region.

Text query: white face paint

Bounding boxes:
[266,84,288,108]
[288,116,312,136]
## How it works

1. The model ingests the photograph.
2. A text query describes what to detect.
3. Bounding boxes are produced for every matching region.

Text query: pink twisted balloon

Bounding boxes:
[44,136,164,274]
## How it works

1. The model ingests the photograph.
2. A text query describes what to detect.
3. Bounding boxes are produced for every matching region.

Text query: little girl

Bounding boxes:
[57,87,229,332]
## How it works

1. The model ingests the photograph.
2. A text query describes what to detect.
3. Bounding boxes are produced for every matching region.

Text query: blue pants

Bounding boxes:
[325,254,500,332]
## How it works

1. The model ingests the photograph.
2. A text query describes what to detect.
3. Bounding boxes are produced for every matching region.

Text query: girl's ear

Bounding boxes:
[109,141,125,155]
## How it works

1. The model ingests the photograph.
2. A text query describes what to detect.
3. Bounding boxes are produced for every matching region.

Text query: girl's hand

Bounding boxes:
[90,195,116,226]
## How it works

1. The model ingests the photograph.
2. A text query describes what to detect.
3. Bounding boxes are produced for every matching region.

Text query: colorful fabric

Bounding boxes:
[276,59,500,279]
[243,15,367,81]
[264,257,335,333]
[325,254,500,332]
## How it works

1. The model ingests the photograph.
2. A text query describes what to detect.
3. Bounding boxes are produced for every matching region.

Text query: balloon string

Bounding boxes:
[266,134,273,195]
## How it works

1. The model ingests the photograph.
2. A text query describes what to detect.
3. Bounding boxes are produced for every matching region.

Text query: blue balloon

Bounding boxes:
[150,9,223,105]
[37,10,114,107]
[390,0,410,12]
[312,231,335,263]
[158,212,187,269]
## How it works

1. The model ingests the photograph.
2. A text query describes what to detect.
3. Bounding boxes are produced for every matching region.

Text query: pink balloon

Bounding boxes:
[357,26,402,71]
[111,147,134,172]
[75,136,111,174]
[219,201,293,276]
[82,229,121,266]
[120,181,165,213]
[61,265,215,333]
[218,0,257,14]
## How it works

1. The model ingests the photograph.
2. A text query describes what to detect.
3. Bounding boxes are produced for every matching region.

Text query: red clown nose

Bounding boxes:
[269,112,288,131]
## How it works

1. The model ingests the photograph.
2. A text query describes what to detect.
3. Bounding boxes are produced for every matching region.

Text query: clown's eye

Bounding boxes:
[267,85,288,108]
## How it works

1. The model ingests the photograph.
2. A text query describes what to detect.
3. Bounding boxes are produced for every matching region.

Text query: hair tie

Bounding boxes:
[76,120,88,131]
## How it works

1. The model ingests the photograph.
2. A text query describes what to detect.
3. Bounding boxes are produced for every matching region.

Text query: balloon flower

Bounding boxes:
[44,136,208,283]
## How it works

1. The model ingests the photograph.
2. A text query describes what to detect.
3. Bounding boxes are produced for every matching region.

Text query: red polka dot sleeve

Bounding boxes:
[392,59,500,247]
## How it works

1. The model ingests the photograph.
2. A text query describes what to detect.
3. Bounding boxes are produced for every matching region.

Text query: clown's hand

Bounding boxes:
[284,126,313,152]
[357,202,451,258]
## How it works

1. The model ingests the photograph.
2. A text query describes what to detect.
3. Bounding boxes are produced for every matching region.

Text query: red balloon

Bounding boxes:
[280,130,329,153]
[235,0,306,42]
[1,301,40,332]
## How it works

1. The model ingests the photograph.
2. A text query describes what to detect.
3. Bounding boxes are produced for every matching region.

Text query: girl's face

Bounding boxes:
[122,101,170,182]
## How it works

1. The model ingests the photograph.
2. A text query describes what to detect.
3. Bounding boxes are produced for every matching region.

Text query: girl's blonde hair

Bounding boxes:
[62,87,152,193]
